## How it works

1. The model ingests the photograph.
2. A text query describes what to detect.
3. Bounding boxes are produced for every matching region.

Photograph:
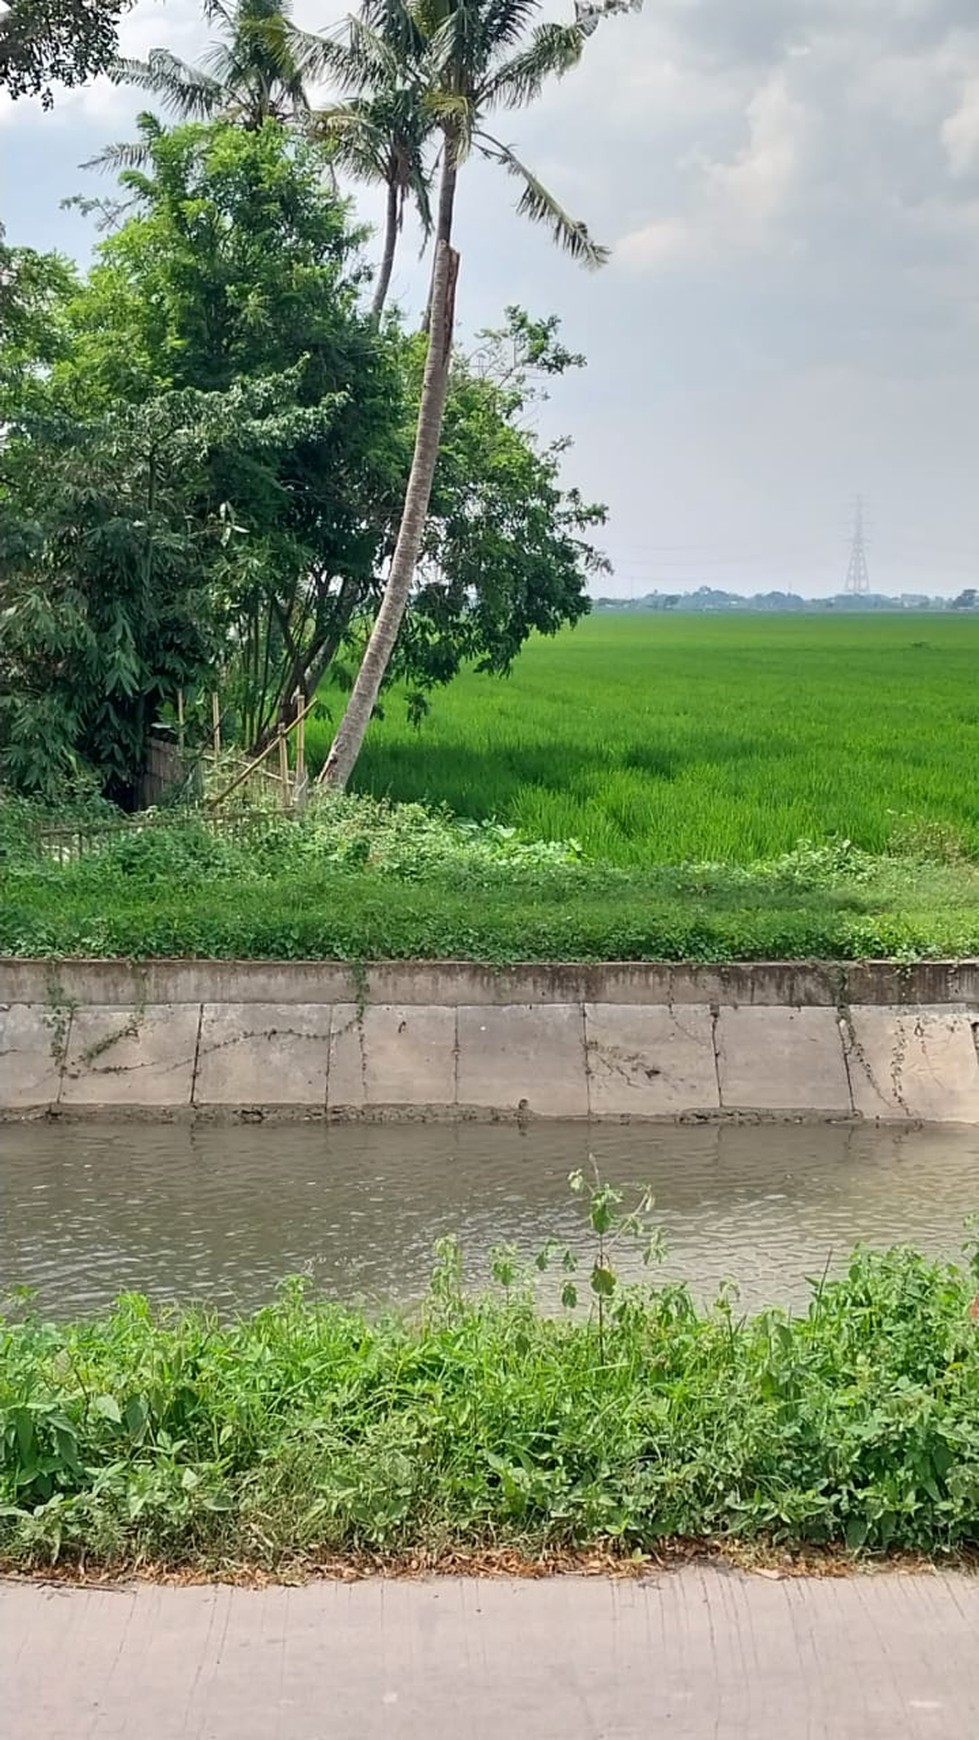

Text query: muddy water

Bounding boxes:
[2,1120,979,1317]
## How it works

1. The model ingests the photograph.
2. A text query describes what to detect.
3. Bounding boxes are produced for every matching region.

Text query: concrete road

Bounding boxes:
[3,1567,978,1738]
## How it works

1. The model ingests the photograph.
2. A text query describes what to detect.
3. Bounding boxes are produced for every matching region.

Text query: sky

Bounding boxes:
[3,0,979,597]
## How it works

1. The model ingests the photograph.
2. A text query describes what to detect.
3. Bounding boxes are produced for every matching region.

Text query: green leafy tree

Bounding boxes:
[0,0,130,104]
[0,380,332,804]
[1,120,603,799]
[95,0,434,320]
[60,120,406,748]
[0,239,76,415]
[59,122,602,741]
[319,0,640,789]
[392,308,605,698]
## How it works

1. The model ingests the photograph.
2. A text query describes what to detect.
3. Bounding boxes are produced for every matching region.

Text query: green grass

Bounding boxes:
[5,1242,979,1569]
[4,802,979,962]
[5,613,979,965]
[307,614,979,866]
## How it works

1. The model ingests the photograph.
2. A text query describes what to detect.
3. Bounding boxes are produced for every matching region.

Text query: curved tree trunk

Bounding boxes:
[371,179,400,320]
[318,143,459,791]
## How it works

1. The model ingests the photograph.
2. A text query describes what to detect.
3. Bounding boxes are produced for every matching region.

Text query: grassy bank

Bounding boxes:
[4,1242,979,1569]
[4,614,979,967]
[308,615,979,865]
[3,798,979,961]
[6,861,979,961]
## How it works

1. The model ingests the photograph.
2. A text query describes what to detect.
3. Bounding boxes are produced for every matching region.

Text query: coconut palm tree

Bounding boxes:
[308,17,435,318]
[89,0,434,318]
[318,0,638,789]
[87,0,320,171]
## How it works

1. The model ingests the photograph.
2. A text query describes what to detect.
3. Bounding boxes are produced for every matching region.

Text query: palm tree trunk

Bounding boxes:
[318,145,459,790]
[371,179,400,320]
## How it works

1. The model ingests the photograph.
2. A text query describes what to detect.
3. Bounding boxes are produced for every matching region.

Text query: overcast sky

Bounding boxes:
[4,0,979,596]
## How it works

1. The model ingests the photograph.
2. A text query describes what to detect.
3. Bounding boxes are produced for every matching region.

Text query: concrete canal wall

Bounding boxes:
[2,959,979,1123]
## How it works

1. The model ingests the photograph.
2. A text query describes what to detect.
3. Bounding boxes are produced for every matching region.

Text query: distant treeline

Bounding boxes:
[596,586,979,613]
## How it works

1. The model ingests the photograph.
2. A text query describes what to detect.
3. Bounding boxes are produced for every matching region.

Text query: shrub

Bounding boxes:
[4,1242,979,1568]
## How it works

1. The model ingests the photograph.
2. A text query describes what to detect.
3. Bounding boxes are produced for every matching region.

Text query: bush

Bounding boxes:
[4,1243,979,1568]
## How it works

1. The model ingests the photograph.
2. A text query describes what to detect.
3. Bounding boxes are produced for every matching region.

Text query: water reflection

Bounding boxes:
[2,1119,978,1316]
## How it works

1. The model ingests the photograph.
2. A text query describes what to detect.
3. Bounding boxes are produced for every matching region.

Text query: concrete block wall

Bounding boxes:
[2,960,978,1122]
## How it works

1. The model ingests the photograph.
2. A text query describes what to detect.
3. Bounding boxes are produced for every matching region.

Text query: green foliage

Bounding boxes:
[4,1240,979,1567]
[357,0,612,267]
[3,789,979,960]
[0,376,332,804]
[2,121,600,791]
[108,0,320,132]
[308,14,436,306]
[71,120,604,722]
[65,118,407,751]
[401,309,603,685]
[0,0,130,104]
[0,242,77,418]
[306,613,979,865]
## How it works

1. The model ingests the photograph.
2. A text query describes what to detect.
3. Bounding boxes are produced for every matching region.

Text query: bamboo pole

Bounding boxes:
[293,690,308,815]
[211,692,222,756]
[176,689,185,757]
[294,691,305,790]
[206,693,319,812]
[278,722,290,808]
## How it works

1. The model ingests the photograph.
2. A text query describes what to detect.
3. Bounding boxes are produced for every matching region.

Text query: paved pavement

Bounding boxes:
[3,1566,978,1737]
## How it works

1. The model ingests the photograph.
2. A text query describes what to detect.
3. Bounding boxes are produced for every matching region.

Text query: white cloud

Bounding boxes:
[942,76,979,176]
[618,70,808,270]
[7,0,979,593]
[617,215,697,269]
[703,72,806,239]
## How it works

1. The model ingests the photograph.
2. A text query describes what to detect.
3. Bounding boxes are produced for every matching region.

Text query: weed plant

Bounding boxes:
[4,1203,979,1568]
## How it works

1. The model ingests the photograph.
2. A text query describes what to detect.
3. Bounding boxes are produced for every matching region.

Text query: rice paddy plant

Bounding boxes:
[307,614,979,865]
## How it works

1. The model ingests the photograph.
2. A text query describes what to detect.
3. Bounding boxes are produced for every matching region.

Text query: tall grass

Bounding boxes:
[307,615,979,865]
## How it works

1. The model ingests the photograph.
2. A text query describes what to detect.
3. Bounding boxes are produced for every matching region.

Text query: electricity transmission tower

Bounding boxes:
[844,497,870,596]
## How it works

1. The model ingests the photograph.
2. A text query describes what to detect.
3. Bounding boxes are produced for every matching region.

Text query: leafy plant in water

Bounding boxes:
[533,1163,662,1361]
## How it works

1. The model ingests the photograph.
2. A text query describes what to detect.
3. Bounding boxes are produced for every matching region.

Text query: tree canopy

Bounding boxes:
[0,118,604,801]
[101,0,320,141]
[0,0,131,103]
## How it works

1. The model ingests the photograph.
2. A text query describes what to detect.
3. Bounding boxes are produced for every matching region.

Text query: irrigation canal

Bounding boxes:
[3,1120,979,1316]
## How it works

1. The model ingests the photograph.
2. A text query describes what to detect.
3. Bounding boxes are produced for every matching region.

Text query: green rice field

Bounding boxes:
[309,613,979,866]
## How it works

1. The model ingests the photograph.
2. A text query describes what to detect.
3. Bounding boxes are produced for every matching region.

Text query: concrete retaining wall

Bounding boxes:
[2,959,978,1123]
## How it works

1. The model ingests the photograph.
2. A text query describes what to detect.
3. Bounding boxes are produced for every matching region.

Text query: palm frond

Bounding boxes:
[313,15,408,95]
[573,0,643,38]
[313,103,390,182]
[426,88,476,158]
[408,160,434,236]
[350,14,409,83]
[419,10,466,84]
[201,0,238,31]
[479,22,582,109]
[478,134,609,267]
[279,20,349,86]
[112,4,320,132]
[480,0,543,53]
[81,138,153,173]
[112,49,225,118]
[370,0,438,62]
